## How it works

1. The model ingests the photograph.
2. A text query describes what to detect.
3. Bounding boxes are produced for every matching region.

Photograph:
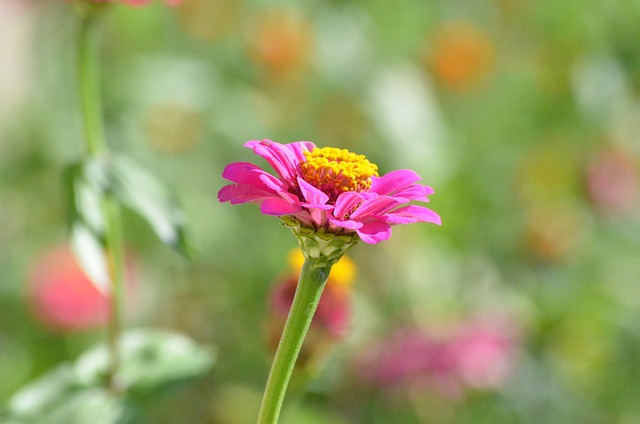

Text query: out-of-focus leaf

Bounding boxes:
[64,162,111,295]
[63,153,190,294]
[70,222,112,296]
[75,328,215,398]
[2,330,214,423]
[65,162,105,236]
[107,155,190,256]
[2,365,126,424]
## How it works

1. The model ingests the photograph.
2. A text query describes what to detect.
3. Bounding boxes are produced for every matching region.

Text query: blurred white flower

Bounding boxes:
[0,0,34,129]
[369,64,449,180]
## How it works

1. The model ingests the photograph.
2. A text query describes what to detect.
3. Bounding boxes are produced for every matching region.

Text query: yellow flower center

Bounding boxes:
[299,147,379,201]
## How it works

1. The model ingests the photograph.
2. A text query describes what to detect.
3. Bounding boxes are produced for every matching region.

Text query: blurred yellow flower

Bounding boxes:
[288,249,356,295]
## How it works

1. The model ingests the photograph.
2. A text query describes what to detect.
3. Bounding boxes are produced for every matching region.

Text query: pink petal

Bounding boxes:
[393,185,435,202]
[260,198,302,215]
[259,173,289,193]
[287,141,317,162]
[357,221,392,244]
[327,215,363,231]
[218,184,275,204]
[245,140,314,185]
[222,162,267,184]
[297,177,330,206]
[334,192,365,219]
[278,190,303,205]
[308,208,329,228]
[385,205,442,225]
[371,169,422,195]
[350,195,402,220]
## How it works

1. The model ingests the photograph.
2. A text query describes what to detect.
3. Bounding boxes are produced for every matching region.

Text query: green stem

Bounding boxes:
[257,259,330,424]
[77,6,125,392]
[103,195,126,392]
[78,9,106,156]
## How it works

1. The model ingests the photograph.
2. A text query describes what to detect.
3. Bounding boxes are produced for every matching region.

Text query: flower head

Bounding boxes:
[218,140,440,260]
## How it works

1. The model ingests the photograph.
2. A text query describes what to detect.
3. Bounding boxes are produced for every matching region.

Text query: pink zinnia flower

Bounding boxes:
[218,140,440,244]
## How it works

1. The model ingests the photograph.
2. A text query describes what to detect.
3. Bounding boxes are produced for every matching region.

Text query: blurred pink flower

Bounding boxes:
[218,140,440,244]
[27,246,109,332]
[449,315,519,389]
[27,245,136,332]
[586,148,639,216]
[356,315,520,398]
[356,328,463,398]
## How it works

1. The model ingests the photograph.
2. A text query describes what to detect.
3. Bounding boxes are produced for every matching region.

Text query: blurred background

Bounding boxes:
[1,0,640,422]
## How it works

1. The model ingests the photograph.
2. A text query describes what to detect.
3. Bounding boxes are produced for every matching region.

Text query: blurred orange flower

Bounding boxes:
[426,22,495,91]
[248,9,313,79]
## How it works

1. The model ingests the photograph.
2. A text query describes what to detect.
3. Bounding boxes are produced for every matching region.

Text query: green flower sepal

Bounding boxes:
[281,217,359,269]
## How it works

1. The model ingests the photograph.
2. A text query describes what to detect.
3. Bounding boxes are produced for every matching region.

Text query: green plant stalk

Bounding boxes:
[257,259,330,424]
[78,7,126,392]
[78,10,106,156]
[103,194,126,392]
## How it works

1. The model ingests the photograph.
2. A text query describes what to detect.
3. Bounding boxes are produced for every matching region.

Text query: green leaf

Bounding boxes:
[2,330,214,423]
[106,155,190,256]
[64,161,106,236]
[64,161,111,295]
[75,328,215,398]
[2,365,125,424]
[70,221,112,296]
[62,154,191,294]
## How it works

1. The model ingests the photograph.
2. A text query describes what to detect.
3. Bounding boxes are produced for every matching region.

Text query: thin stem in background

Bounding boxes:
[257,259,330,424]
[103,195,126,392]
[77,7,126,392]
[78,10,106,156]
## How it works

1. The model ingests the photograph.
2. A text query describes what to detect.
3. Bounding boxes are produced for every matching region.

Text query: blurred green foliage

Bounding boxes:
[1,0,640,423]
